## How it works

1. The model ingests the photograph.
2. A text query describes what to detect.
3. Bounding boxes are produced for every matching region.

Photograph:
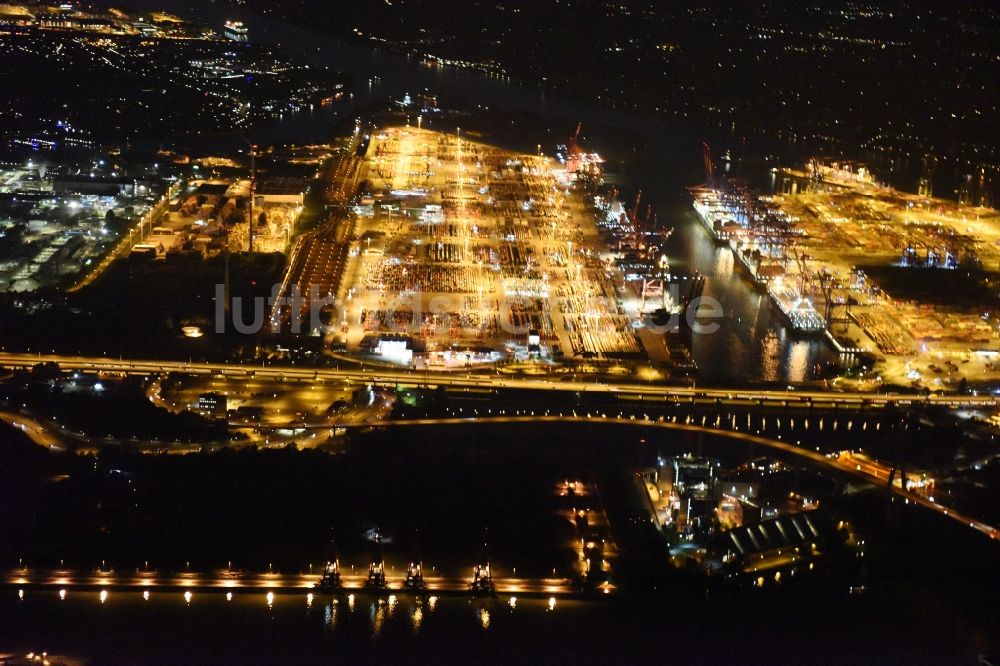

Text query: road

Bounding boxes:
[1,352,997,410]
[835,451,933,495]
[10,381,996,543]
[67,182,180,292]
[0,411,68,451]
[4,569,578,598]
[3,407,994,599]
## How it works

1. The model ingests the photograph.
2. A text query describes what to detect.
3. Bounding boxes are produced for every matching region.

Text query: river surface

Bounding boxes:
[96,0,834,384]
[1,583,987,665]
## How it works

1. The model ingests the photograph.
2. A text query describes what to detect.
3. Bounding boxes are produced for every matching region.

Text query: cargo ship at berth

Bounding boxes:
[688,184,826,335]
[690,185,739,245]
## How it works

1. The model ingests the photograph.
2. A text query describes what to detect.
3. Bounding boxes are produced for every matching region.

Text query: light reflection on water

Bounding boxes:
[411,603,424,635]
[675,210,832,383]
[3,586,980,664]
[370,599,387,637]
[786,340,811,383]
[10,588,536,633]
[6,588,543,658]
[323,600,338,632]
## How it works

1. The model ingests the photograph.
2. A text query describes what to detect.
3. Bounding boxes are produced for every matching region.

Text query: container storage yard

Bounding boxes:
[338,126,651,365]
[694,159,1000,390]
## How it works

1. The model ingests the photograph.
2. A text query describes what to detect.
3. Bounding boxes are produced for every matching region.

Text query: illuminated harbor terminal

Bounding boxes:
[326,125,686,368]
[694,150,1000,391]
[691,183,827,335]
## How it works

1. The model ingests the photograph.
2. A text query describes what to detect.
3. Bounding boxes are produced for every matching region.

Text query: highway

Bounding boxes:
[5,374,994,541]
[0,410,68,451]
[1,352,997,410]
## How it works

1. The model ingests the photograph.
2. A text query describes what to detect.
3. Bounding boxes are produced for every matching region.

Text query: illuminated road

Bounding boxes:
[67,183,179,293]
[9,379,996,542]
[4,569,579,598]
[339,415,1000,542]
[0,411,68,451]
[1,352,997,410]
[3,415,994,601]
[835,451,934,496]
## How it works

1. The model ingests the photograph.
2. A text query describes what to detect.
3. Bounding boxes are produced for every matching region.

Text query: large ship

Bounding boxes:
[555,122,604,187]
[690,185,743,244]
[689,174,825,335]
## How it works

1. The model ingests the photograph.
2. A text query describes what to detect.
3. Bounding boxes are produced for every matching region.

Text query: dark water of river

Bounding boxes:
[0,582,988,665]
